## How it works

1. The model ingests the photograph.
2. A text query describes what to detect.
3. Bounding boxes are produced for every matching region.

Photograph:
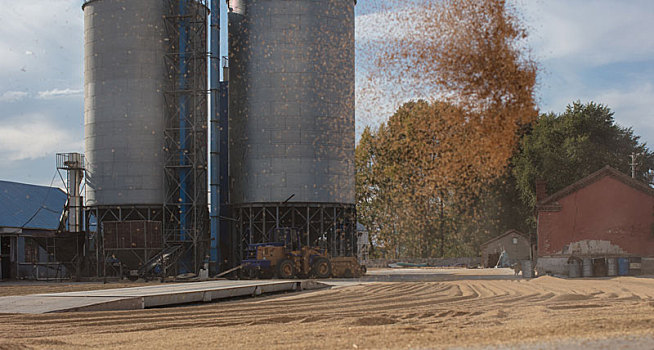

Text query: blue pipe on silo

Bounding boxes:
[218,80,229,269]
[178,0,190,272]
[209,0,221,273]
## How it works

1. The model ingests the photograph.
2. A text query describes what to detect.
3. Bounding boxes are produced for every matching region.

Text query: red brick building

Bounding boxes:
[535,166,654,274]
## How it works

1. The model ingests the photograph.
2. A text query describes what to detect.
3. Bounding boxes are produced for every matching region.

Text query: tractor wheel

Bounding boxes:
[277,259,295,279]
[311,257,332,279]
[343,268,353,278]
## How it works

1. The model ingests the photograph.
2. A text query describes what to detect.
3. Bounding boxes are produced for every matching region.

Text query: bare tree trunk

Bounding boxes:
[439,192,445,257]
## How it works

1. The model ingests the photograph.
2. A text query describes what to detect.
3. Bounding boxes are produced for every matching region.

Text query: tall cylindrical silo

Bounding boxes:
[83,0,209,274]
[84,0,168,207]
[228,0,356,263]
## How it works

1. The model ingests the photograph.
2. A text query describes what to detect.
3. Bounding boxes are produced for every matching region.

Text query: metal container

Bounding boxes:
[568,260,581,278]
[607,258,617,276]
[582,258,593,277]
[227,0,356,205]
[83,0,169,206]
[628,258,642,276]
[592,258,607,277]
[521,260,533,278]
[617,258,630,276]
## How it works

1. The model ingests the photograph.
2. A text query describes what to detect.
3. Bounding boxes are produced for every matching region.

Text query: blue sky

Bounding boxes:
[0,0,653,187]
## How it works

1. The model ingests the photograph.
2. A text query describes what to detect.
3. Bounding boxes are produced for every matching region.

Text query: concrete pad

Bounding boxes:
[0,279,329,314]
[36,280,298,297]
[0,295,141,314]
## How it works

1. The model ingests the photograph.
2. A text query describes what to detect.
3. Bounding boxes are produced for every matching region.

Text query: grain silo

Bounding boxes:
[83,0,209,274]
[227,0,356,264]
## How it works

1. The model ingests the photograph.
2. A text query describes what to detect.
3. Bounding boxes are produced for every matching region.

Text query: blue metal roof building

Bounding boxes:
[0,180,67,231]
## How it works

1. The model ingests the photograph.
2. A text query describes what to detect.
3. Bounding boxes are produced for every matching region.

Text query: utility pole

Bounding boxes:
[629,152,639,179]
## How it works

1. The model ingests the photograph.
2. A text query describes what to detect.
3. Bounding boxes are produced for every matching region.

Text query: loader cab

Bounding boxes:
[273,227,301,251]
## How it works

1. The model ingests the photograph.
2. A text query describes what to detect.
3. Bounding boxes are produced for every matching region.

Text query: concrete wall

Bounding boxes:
[643,258,654,275]
[538,176,654,257]
[534,257,568,275]
[481,232,531,267]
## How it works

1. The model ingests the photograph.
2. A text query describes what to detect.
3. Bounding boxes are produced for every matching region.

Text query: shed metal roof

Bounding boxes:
[0,180,67,231]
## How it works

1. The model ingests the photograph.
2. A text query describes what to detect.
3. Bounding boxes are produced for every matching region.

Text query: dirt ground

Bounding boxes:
[1,271,653,349]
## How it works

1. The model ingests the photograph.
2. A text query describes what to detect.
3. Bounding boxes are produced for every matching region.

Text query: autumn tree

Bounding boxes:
[356,0,538,258]
[360,0,538,180]
[357,101,531,258]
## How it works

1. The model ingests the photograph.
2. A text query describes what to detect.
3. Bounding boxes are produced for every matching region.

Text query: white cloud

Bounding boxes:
[0,91,28,102]
[595,83,654,144]
[0,0,82,76]
[519,0,654,66]
[0,114,82,162]
[517,0,654,145]
[37,88,83,99]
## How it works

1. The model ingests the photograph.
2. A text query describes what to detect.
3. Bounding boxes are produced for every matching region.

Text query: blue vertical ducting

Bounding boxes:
[218,80,229,269]
[178,0,190,272]
[209,0,221,273]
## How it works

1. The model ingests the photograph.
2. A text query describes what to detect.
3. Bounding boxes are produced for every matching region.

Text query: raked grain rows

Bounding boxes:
[1,277,654,349]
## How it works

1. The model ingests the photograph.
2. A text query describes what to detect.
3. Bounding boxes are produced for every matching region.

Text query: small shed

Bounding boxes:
[480,229,531,268]
[0,180,68,279]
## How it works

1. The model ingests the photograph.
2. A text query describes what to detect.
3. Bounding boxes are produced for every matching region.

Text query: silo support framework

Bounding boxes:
[86,206,164,277]
[229,203,356,267]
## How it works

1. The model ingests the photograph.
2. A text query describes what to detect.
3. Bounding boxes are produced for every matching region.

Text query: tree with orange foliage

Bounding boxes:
[356,0,538,258]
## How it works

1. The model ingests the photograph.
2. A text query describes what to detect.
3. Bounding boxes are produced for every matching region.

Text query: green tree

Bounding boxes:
[355,126,380,257]
[513,101,654,216]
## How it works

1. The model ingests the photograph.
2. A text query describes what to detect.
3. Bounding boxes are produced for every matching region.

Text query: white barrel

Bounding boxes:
[521,260,533,278]
[607,258,617,276]
[568,260,581,278]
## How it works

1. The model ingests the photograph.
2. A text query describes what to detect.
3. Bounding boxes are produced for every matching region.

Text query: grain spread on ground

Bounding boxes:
[1,275,653,349]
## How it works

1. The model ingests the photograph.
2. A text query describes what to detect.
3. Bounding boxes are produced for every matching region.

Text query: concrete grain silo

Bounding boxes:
[83,0,209,274]
[227,0,356,263]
